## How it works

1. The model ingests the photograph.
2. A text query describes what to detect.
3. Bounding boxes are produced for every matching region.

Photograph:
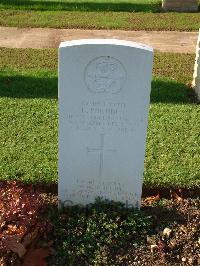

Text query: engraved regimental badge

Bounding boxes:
[85,56,126,94]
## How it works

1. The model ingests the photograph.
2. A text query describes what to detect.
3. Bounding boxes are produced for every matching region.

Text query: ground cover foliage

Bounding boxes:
[50,198,152,265]
[0,0,199,31]
[49,197,200,265]
[0,48,199,187]
[0,181,199,265]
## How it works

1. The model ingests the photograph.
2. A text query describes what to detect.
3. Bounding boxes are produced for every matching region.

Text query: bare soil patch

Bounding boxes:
[0,27,197,53]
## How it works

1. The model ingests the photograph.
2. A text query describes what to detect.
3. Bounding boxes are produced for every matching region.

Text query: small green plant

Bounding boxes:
[48,198,152,265]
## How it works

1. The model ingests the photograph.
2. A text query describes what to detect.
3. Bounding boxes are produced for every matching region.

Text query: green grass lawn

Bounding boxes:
[0,10,200,31]
[0,48,199,188]
[0,0,199,30]
[0,0,161,12]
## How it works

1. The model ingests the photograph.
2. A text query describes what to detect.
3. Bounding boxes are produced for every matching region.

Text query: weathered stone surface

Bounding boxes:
[162,0,199,11]
[192,29,200,100]
[58,39,153,208]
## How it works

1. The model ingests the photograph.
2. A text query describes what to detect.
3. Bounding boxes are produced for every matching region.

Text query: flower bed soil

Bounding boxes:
[0,181,199,265]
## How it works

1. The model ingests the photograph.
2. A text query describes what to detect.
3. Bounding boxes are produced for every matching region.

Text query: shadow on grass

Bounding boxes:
[0,0,161,12]
[0,74,193,103]
[150,79,194,103]
[0,74,58,99]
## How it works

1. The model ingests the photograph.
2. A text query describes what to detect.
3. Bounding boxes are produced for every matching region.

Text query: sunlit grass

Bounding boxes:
[0,48,199,187]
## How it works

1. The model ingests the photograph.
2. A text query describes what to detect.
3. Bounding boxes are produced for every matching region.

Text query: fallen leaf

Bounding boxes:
[0,256,7,266]
[158,238,169,252]
[22,227,39,248]
[4,239,26,258]
[143,194,160,204]
[22,248,51,266]
[163,227,172,238]
[3,233,24,244]
[147,235,157,245]
[171,191,183,202]
[180,225,188,234]
[150,244,158,253]
[157,238,171,262]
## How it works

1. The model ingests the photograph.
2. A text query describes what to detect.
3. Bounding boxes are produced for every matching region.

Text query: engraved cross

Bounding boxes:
[87,134,116,178]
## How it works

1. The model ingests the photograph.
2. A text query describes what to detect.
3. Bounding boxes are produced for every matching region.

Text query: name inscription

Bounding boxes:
[66,100,142,133]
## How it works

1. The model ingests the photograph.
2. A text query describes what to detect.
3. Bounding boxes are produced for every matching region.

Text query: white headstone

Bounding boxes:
[192,29,200,101]
[59,39,153,208]
[162,0,199,12]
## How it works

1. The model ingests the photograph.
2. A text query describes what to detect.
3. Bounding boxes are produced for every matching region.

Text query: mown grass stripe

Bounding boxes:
[0,0,161,12]
[0,10,199,31]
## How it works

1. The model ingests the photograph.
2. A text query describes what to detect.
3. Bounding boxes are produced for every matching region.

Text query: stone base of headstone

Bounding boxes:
[192,29,200,101]
[162,0,199,11]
